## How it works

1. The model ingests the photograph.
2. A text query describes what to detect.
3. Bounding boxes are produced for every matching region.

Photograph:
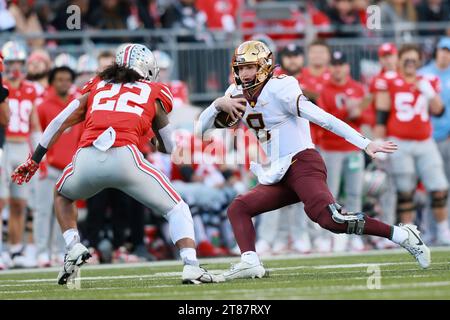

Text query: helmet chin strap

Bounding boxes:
[243,76,271,106]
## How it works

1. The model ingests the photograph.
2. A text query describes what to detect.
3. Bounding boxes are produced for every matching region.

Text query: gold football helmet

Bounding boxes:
[231,40,275,99]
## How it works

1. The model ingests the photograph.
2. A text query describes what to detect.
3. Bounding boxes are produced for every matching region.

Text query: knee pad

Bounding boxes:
[397,192,415,214]
[165,201,194,244]
[431,190,448,209]
[327,203,365,235]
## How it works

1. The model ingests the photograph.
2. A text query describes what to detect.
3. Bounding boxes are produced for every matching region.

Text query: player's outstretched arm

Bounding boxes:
[152,100,174,154]
[298,95,397,159]
[11,93,88,185]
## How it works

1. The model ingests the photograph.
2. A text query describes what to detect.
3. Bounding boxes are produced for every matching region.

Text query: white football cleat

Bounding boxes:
[182,264,225,284]
[348,235,365,252]
[57,243,91,285]
[11,251,37,268]
[271,241,290,255]
[435,228,450,246]
[399,224,431,269]
[313,236,332,253]
[223,260,266,281]
[332,234,348,253]
[255,239,272,256]
[37,252,52,268]
[292,234,312,254]
[0,256,6,270]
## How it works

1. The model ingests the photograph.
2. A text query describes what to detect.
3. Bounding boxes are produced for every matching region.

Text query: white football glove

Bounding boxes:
[417,78,436,100]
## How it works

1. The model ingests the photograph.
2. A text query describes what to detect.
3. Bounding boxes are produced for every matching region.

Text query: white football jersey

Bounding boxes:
[225,75,314,162]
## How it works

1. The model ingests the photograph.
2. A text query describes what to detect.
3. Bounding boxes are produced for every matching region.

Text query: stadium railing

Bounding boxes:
[0,22,446,105]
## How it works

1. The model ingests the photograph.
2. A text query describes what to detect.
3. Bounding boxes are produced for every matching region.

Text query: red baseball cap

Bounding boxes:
[378,43,397,57]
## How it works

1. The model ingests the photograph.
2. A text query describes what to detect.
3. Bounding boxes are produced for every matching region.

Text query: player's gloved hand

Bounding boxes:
[417,78,436,100]
[214,96,246,122]
[11,154,39,185]
[38,160,48,180]
[364,140,398,160]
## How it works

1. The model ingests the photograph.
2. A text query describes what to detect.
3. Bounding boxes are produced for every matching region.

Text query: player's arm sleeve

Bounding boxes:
[196,84,235,134]
[32,94,88,163]
[298,95,371,150]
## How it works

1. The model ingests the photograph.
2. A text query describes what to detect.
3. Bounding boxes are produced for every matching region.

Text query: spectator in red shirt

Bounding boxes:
[241,0,330,41]
[196,0,241,32]
[317,50,367,252]
[301,39,331,145]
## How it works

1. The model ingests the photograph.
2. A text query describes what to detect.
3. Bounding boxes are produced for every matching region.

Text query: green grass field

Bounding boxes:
[1,248,449,300]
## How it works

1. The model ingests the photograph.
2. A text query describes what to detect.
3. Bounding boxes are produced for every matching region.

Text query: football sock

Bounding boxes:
[241,251,260,265]
[63,229,80,250]
[180,248,199,266]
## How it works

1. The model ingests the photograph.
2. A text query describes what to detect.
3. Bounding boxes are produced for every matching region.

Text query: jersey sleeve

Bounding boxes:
[274,76,304,116]
[224,83,239,97]
[81,76,100,95]
[374,76,388,91]
[155,83,174,114]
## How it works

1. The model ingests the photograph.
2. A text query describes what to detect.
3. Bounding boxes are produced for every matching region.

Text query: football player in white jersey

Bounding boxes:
[197,40,431,280]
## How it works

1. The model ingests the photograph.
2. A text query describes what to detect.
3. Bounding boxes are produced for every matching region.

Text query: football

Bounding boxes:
[214,94,246,128]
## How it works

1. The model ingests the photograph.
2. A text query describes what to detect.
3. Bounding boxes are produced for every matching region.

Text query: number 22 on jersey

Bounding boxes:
[91,81,151,116]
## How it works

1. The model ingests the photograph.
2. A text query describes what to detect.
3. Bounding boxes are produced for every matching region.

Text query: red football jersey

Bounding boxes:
[38,87,83,170]
[299,67,331,145]
[318,78,366,151]
[3,79,37,138]
[166,80,189,108]
[375,73,440,140]
[78,76,174,148]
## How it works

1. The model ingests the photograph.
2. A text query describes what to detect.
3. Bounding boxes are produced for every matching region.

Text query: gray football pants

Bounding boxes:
[57,145,181,215]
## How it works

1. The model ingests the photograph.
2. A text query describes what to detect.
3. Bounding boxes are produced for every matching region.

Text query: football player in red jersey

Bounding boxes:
[11,44,223,285]
[0,53,11,270]
[364,43,399,127]
[318,50,367,252]
[26,49,52,107]
[0,41,41,268]
[375,44,450,245]
[365,43,400,250]
[198,40,430,281]
[35,66,82,268]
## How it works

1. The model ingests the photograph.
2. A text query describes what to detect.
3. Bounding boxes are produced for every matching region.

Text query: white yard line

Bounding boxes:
[2,247,450,276]
[1,261,448,285]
